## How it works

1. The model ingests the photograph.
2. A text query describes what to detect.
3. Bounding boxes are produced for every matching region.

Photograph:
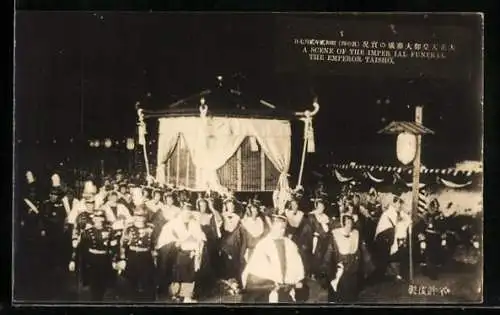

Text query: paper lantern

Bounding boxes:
[51,173,61,187]
[104,139,112,148]
[126,138,135,150]
[26,171,35,184]
[95,140,100,148]
[396,132,417,165]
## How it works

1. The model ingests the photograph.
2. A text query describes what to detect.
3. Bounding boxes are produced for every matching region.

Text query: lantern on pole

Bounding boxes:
[126,138,135,150]
[104,138,112,148]
[396,132,418,165]
[378,106,435,282]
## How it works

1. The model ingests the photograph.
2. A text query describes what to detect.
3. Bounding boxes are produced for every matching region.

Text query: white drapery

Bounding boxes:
[156,117,292,193]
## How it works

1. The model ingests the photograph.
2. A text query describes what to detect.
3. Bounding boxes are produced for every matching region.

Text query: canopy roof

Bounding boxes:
[377,121,435,135]
[142,78,297,120]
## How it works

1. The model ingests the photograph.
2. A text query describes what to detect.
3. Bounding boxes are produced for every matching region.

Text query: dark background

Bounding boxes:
[15,12,482,174]
[7,0,500,310]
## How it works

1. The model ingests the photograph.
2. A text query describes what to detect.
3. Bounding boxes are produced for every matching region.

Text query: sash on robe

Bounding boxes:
[242,236,304,288]
[156,216,206,249]
[374,206,410,255]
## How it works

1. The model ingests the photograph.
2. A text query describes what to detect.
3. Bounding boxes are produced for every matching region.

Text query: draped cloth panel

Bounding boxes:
[157,117,292,194]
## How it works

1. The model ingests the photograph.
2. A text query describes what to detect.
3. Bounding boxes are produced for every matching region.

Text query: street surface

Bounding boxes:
[14,248,481,305]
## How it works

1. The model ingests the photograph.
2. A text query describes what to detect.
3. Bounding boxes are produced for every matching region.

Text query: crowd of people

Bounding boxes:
[16,168,478,304]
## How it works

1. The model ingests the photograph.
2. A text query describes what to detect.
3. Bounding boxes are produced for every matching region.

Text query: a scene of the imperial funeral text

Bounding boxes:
[13,12,483,305]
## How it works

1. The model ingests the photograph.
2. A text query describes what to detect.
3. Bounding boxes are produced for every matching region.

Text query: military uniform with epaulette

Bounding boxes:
[420,212,445,280]
[39,188,68,272]
[70,197,98,287]
[69,209,120,301]
[117,208,157,300]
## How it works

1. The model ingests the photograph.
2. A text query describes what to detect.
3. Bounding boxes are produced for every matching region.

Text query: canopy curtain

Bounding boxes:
[157,117,292,194]
[247,120,292,209]
[155,119,185,184]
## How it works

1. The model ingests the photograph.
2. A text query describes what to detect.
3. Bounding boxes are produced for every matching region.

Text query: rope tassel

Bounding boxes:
[306,119,315,153]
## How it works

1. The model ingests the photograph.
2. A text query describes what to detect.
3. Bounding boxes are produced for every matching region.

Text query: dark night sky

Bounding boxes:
[15,12,483,168]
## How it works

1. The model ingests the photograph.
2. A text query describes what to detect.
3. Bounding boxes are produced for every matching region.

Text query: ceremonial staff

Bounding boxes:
[296,98,320,190]
[136,106,151,179]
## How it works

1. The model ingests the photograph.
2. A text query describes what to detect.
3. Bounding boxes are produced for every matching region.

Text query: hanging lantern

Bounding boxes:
[26,171,35,184]
[396,132,417,165]
[104,138,112,148]
[51,173,61,187]
[126,138,135,151]
[95,140,100,148]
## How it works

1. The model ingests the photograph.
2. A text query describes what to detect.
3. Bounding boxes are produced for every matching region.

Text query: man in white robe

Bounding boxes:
[372,193,411,282]
[156,203,206,302]
[101,191,132,230]
[241,214,307,303]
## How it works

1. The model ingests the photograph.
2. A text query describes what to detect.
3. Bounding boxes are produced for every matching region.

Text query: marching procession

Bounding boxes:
[15,167,482,303]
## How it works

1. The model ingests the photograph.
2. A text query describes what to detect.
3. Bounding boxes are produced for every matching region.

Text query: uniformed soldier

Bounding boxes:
[116,207,157,300]
[419,198,445,280]
[18,171,42,286]
[69,209,119,301]
[363,188,383,254]
[19,171,40,241]
[39,186,68,273]
[70,197,96,287]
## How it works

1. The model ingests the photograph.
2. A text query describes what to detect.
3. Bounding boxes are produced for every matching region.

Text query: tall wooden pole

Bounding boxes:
[409,105,423,282]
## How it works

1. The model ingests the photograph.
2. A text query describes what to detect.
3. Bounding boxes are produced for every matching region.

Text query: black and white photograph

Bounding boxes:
[13,12,483,305]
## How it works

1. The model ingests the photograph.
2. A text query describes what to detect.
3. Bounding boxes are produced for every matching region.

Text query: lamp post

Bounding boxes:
[378,105,435,281]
